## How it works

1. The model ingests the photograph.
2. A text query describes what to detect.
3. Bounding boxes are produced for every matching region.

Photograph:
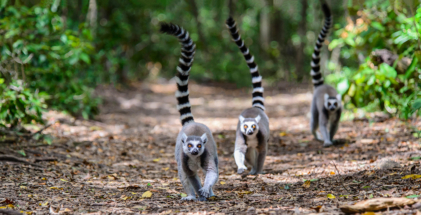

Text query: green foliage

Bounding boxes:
[326,1,421,119]
[0,4,100,119]
[0,79,46,127]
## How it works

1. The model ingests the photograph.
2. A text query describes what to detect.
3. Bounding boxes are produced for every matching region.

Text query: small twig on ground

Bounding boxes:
[0,209,24,215]
[0,155,43,168]
[28,123,53,139]
[34,157,58,163]
[331,161,351,193]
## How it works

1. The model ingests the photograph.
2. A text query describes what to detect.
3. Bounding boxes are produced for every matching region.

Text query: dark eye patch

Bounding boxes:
[334,102,338,106]
[328,102,331,106]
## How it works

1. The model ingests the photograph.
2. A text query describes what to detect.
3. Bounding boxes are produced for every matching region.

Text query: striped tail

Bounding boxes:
[226,17,265,111]
[311,3,332,88]
[160,23,195,126]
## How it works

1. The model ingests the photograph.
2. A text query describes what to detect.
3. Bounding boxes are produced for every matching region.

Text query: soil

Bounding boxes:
[1,81,420,214]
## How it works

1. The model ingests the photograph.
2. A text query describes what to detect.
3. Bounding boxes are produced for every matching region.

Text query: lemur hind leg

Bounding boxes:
[310,103,321,141]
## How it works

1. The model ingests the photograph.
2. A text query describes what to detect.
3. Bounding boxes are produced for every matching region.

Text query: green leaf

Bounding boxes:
[337,79,350,95]
[44,135,53,145]
[412,99,421,114]
[79,53,91,64]
[327,194,335,199]
[371,22,386,31]
[405,56,418,79]
[410,156,421,160]
[379,64,397,78]
[406,195,419,199]
[180,193,187,197]
[362,186,371,189]
[328,39,342,50]
[17,150,26,157]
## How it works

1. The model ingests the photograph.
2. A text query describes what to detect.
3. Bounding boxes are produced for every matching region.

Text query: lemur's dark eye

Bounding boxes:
[334,102,338,106]
[188,144,192,148]
[197,144,201,148]
[244,125,248,129]
[252,125,256,129]
[328,102,331,106]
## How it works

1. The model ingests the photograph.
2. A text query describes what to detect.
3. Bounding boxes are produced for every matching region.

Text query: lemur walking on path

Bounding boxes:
[226,17,270,175]
[309,2,342,147]
[160,23,219,201]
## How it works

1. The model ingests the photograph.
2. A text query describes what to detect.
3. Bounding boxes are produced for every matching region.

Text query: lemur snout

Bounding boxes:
[329,107,335,111]
[247,130,254,135]
[191,150,199,155]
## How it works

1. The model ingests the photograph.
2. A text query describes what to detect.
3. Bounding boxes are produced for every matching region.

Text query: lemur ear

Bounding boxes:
[336,94,342,101]
[324,93,329,101]
[255,115,261,123]
[200,133,207,144]
[239,115,245,123]
[181,133,188,144]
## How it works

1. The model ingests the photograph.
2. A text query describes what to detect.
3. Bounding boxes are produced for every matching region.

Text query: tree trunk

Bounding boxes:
[187,0,207,50]
[86,0,97,37]
[295,0,308,82]
[260,0,271,50]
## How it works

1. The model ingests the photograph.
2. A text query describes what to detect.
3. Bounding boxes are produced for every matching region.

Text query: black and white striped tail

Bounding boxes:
[160,23,195,126]
[311,3,332,88]
[226,17,265,111]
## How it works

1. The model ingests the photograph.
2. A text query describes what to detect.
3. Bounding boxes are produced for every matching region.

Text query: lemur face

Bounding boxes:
[239,115,261,136]
[181,133,207,156]
[324,93,342,111]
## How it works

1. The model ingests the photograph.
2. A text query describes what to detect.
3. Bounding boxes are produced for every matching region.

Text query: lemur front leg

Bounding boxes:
[179,172,196,201]
[246,148,257,174]
[329,118,340,142]
[234,132,248,174]
[319,113,332,147]
[310,103,321,141]
[199,165,218,199]
[187,175,206,201]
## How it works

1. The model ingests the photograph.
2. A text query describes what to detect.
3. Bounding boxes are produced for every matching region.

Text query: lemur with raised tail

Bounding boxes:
[310,2,342,147]
[226,17,270,175]
[160,23,219,201]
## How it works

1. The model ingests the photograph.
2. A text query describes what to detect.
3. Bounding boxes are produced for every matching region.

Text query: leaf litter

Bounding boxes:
[0,82,421,214]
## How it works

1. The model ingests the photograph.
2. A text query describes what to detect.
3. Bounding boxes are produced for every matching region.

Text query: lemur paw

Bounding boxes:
[323,141,333,147]
[180,196,196,201]
[198,187,210,198]
[198,196,207,201]
[249,169,259,175]
[237,166,247,174]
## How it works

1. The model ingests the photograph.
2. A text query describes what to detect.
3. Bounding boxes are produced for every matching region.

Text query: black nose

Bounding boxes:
[329,107,335,111]
[247,131,253,135]
[191,150,198,155]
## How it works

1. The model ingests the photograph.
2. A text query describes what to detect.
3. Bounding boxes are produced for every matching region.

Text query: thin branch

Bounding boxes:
[0,155,43,168]
[331,161,351,193]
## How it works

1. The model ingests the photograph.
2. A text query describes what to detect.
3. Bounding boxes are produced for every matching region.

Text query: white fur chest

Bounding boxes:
[187,156,201,172]
[246,136,259,148]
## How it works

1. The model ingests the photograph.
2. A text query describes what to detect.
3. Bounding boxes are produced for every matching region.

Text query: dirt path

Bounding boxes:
[1,81,420,214]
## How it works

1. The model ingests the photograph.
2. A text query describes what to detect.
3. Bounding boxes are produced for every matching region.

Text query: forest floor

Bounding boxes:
[1,81,421,215]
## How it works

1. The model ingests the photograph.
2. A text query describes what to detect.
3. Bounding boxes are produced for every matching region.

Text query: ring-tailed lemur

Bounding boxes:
[160,23,219,201]
[310,2,342,147]
[226,17,270,175]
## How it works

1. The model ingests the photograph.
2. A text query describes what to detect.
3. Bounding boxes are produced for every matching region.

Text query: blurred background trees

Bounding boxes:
[0,0,420,127]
